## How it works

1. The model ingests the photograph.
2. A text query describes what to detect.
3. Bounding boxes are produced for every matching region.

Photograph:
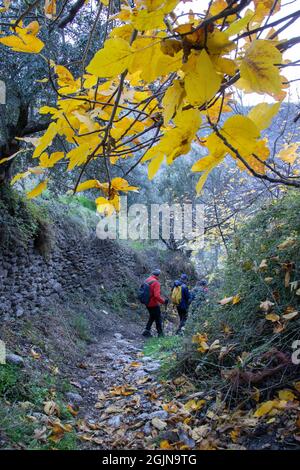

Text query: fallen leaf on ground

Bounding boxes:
[278,389,296,401]
[277,238,297,250]
[265,312,280,322]
[44,400,60,416]
[282,311,298,321]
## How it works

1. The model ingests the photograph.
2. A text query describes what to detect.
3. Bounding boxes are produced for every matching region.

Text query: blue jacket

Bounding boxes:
[173,280,191,310]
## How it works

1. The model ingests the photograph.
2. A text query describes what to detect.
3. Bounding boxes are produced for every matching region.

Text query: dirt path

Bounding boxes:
[67,332,169,449]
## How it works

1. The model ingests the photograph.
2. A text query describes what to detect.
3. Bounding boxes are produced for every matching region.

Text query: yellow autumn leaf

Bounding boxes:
[278,143,299,165]
[111,177,138,192]
[67,143,91,170]
[0,21,44,53]
[27,180,48,199]
[75,179,102,192]
[226,10,254,36]
[254,400,276,417]
[148,154,164,180]
[55,65,79,95]
[238,39,282,95]
[96,194,120,215]
[221,115,260,159]
[10,170,31,185]
[44,400,60,416]
[184,399,206,412]
[192,153,225,194]
[33,122,58,158]
[278,389,295,401]
[39,151,64,168]
[248,102,280,131]
[44,0,56,19]
[160,440,173,450]
[183,50,222,106]
[162,79,185,125]
[131,9,165,31]
[265,313,280,322]
[232,294,241,305]
[86,38,132,78]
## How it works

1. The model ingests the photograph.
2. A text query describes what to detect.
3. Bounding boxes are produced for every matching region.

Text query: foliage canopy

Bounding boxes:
[0,0,300,213]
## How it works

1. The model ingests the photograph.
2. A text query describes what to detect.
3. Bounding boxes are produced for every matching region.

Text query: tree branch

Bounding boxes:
[58,0,86,29]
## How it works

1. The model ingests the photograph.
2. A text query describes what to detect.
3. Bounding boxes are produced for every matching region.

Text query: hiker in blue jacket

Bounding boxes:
[171,273,191,334]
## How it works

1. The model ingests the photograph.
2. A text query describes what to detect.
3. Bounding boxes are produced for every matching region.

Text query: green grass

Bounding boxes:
[0,405,77,450]
[0,364,78,450]
[58,194,96,212]
[0,365,22,400]
[143,336,182,379]
[144,335,182,358]
[71,313,91,341]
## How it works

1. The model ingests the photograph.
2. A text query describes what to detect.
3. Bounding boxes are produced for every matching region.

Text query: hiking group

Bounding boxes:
[138,269,208,338]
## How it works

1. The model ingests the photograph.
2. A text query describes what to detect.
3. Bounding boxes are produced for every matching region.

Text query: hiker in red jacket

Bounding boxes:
[142,269,168,338]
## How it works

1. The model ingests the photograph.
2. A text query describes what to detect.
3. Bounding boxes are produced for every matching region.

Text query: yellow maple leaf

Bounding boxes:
[238,39,282,95]
[162,79,185,125]
[183,50,222,107]
[55,65,79,95]
[86,38,132,78]
[248,102,280,131]
[221,115,260,159]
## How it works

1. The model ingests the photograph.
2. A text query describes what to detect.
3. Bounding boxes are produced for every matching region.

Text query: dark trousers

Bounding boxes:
[176,306,188,333]
[145,306,163,336]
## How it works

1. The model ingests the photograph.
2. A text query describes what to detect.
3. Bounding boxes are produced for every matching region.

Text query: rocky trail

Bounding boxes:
[67,332,171,449]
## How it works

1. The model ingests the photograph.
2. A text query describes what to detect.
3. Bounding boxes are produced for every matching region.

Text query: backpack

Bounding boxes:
[171,285,182,305]
[138,280,155,305]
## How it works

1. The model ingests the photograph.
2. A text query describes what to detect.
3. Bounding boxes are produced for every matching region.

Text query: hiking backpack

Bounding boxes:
[138,280,155,305]
[171,285,182,305]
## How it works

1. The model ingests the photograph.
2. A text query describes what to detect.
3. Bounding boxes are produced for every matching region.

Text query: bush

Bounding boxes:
[172,191,300,399]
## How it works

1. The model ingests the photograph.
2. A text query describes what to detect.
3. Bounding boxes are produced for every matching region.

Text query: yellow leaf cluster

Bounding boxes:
[0,21,44,53]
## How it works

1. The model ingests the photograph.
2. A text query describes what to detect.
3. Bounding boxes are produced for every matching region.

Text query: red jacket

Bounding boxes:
[146,275,165,307]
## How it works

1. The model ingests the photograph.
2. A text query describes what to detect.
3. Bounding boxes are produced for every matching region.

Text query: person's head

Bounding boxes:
[180,273,188,283]
[152,268,161,278]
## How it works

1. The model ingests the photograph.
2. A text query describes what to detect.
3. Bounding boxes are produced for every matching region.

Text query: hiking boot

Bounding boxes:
[142,330,152,338]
